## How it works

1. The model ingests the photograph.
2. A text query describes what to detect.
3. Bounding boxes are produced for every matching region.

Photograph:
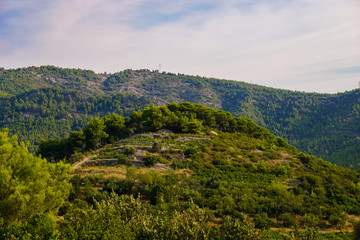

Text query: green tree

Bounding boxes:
[84,117,108,148]
[103,113,125,142]
[37,138,65,162]
[126,110,143,134]
[68,130,86,152]
[0,129,72,225]
[178,116,203,134]
[142,106,164,132]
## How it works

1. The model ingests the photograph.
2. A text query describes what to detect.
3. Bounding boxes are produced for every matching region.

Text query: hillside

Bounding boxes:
[27,102,360,239]
[0,66,359,168]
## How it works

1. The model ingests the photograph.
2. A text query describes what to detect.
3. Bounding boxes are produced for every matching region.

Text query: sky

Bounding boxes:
[0,0,360,93]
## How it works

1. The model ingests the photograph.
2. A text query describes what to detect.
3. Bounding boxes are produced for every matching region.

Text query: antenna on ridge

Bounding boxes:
[159,64,161,72]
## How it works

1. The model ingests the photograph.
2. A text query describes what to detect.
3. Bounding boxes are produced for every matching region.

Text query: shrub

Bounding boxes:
[151,141,162,153]
[143,156,159,167]
[329,214,346,229]
[279,213,296,227]
[118,154,131,166]
[103,178,134,195]
[143,155,168,167]
[301,213,317,228]
[67,152,85,164]
[220,215,267,239]
[185,147,198,157]
[123,146,137,156]
[253,213,273,229]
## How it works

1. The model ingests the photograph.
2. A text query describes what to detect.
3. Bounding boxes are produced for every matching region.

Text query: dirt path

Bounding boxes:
[73,153,98,169]
[73,148,147,169]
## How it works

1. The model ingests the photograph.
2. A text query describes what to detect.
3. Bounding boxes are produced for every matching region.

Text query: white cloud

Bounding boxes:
[0,0,359,93]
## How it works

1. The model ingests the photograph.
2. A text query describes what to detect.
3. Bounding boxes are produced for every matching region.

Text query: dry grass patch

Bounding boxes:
[75,165,127,180]
[266,151,293,166]
[267,159,291,166]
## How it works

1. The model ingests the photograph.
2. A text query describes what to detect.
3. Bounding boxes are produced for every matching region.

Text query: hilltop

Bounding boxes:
[0,66,359,168]
[32,102,359,239]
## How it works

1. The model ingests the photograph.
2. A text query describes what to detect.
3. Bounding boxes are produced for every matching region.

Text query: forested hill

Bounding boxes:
[0,66,359,168]
[3,103,360,238]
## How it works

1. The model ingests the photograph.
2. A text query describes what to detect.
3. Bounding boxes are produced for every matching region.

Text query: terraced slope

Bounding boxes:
[70,129,360,235]
[31,102,359,238]
[74,132,209,172]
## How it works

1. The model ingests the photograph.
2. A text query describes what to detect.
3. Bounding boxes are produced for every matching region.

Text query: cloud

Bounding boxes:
[0,0,359,93]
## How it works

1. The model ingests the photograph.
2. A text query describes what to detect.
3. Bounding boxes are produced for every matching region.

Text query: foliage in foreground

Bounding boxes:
[2,190,354,239]
[0,129,72,227]
[0,129,72,240]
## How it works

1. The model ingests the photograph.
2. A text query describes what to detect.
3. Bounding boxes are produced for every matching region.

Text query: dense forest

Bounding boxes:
[2,103,360,239]
[0,66,359,168]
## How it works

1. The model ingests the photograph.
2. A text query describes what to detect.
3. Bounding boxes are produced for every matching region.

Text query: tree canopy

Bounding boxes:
[38,102,283,162]
[0,129,72,225]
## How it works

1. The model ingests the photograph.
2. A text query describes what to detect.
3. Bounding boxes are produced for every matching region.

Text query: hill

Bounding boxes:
[30,102,360,239]
[0,66,359,168]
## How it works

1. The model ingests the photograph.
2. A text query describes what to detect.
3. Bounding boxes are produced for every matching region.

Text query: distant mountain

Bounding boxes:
[0,66,359,168]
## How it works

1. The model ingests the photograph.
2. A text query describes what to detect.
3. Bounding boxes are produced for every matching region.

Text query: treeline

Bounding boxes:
[0,66,100,96]
[0,88,151,152]
[0,88,149,118]
[38,102,289,162]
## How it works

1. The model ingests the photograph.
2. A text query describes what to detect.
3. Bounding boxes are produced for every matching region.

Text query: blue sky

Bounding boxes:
[0,0,359,93]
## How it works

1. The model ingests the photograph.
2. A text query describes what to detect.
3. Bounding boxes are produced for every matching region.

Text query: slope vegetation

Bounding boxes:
[36,103,359,236]
[11,102,354,239]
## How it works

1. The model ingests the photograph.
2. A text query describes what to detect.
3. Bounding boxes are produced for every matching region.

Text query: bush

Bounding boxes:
[143,156,158,167]
[279,213,296,227]
[185,147,198,157]
[301,213,317,228]
[329,214,346,229]
[220,215,266,239]
[143,155,168,167]
[151,141,162,153]
[276,137,289,148]
[253,213,273,229]
[68,152,85,164]
[103,178,134,195]
[123,147,137,156]
[118,154,131,166]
